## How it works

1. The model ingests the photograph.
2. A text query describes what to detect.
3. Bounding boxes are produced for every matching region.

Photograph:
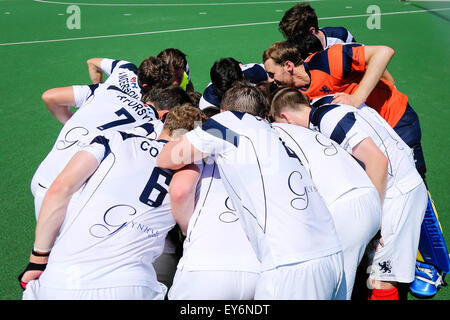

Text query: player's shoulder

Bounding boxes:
[241,63,268,84]
[321,27,351,40]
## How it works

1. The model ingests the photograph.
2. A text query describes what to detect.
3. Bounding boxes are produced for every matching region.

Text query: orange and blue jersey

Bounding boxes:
[302,43,409,128]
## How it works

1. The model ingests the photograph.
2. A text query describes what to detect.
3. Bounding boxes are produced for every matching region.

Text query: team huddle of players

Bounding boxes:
[19,3,430,300]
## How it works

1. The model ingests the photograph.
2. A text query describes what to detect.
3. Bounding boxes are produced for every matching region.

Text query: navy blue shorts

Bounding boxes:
[393,104,426,179]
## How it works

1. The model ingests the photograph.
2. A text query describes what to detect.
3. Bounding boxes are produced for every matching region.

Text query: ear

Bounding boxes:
[284,60,295,74]
[278,111,291,124]
[309,26,317,35]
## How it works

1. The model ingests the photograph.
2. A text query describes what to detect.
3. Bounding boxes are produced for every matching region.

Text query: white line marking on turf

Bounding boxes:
[33,0,320,7]
[1,7,449,46]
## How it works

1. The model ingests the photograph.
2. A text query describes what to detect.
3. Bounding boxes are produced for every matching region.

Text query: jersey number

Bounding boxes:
[97,107,136,131]
[139,167,172,208]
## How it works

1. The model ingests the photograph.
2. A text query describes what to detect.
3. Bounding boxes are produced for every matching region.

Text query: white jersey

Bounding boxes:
[32,58,160,192]
[321,27,356,49]
[272,123,375,206]
[39,130,175,290]
[178,160,260,273]
[309,100,423,198]
[185,111,342,271]
[199,63,268,110]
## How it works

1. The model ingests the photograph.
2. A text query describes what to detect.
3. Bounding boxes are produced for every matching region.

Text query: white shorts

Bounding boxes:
[22,279,167,300]
[369,182,427,283]
[328,187,381,299]
[254,252,345,300]
[168,268,259,300]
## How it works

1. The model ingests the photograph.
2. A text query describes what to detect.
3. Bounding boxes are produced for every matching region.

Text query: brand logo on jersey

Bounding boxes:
[320,85,332,94]
[379,260,392,273]
[130,76,138,89]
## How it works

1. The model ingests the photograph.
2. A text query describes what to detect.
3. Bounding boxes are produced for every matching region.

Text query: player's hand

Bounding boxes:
[18,250,49,290]
[331,92,363,107]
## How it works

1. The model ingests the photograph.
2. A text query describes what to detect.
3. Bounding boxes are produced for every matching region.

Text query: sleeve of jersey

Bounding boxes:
[184,118,237,155]
[81,134,113,164]
[321,112,369,153]
[343,44,366,75]
[72,85,93,108]
[100,58,123,76]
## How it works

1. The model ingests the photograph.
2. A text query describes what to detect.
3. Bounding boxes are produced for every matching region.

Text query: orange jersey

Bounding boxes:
[301,44,408,127]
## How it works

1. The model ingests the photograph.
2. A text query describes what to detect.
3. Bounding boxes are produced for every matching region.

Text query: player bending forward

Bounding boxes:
[157,82,345,300]
[270,89,427,300]
[19,106,206,300]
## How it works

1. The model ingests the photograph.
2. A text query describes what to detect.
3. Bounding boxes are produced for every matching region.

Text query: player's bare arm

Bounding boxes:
[352,137,388,206]
[157,135,206,170]
[41,86,77,124]
[20,151,99,286]
[332,46,395,107]
[87,58,104,84]
[169,164,201,235]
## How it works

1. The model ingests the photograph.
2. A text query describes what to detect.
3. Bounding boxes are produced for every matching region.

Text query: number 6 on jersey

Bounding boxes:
[139,167,172,207]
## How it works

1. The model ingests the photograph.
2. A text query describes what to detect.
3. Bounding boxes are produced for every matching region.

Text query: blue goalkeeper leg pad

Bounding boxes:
[417,192,450,274]
[410,262,446,298]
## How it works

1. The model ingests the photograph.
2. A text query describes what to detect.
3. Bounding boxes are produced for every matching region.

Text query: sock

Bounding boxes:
[369,287,399,300]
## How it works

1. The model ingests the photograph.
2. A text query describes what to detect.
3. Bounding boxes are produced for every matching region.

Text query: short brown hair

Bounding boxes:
[270,87,310,118]
[137,56,173,92]
[157,48,187,72]
[221,81,269,118]
[279,3,319,40]
[163,104,207,137]
[262,41,303,67]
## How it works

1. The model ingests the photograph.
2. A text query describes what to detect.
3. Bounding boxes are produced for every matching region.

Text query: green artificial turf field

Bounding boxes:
[0,0,449,301]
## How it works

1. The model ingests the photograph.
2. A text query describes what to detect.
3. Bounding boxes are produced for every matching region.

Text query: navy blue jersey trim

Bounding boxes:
[202,84,221,107]
[87,84,99,99]
[90,135,111,159]
[242,64,268,84]
[309,103,340,129]
[230,111,245,120]
[136,122,155,136]
[201,118,240,147]
[110,59,121,73]
[329,112,356,145]
[118,63,138,74]
[304,50,330,75]
[342,43,362,79]
[311,95,335,108]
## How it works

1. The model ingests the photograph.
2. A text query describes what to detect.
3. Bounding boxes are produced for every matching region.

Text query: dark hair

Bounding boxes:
[270,86,311,119]
[221,81,269,118]
[187,91,202,108]
[288,31,324,60]
[201,106,220,118]
[141,85,192,111]
[279,3,319,40]
[210,58,244,97]
[137,56,173,92]
[157,48,188,85]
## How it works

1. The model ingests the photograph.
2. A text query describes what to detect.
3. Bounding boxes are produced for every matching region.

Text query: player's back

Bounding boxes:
[40,130,175,290]
[311,101,423,197]
[32,63,159,189]
[321,27,355,48]
[179,160,260,272]
[272,123,375,206]
[187,111,341,271]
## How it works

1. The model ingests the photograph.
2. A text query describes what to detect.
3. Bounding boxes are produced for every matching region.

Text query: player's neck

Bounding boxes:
[315,29,326,48]
[293,64,311,88]
[157,130,172,142]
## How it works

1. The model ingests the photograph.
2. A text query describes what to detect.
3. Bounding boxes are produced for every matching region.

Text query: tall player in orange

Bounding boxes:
[262,41,425,180]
